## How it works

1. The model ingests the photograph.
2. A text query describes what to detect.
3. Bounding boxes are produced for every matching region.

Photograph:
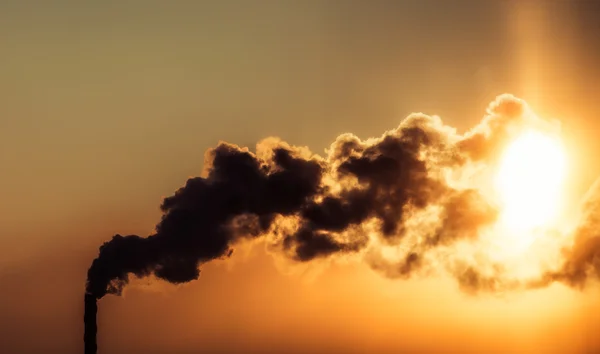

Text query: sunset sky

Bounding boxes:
[2,1,600,353]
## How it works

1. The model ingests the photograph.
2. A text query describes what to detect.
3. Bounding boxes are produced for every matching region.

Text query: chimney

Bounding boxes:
[84,294,97,354]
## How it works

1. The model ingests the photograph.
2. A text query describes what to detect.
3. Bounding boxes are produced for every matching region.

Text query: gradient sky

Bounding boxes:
[1,1,600,353]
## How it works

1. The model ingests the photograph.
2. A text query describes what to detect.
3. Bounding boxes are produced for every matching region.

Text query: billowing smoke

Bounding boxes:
[83,94,598,353]
[548,179,600,288]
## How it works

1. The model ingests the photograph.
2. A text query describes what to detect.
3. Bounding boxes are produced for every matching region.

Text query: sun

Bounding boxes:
[495,130,567,233]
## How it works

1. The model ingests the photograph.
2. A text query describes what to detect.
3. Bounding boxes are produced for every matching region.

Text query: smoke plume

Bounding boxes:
[83,94,600,353]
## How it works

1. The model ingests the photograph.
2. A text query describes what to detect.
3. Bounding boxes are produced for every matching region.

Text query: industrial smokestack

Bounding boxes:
[84,294,97,354]
[83,94,600,352]
[82,94,523,352]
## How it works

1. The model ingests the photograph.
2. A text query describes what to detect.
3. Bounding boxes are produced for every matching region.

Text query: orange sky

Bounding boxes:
[2,1,600,353]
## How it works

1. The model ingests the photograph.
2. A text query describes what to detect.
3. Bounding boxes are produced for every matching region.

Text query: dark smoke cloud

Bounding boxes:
[86,93,538,300]
[85,92,600,352]
[88,108,509,300]
[86,143,327,298]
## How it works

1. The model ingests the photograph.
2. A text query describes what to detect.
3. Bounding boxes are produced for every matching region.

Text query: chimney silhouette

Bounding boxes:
[84,294,97,354]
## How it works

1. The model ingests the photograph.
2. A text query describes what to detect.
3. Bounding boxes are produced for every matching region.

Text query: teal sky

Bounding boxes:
[1,1,600,353]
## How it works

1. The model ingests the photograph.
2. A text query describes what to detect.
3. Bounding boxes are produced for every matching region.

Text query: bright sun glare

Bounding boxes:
[495,130,567,233]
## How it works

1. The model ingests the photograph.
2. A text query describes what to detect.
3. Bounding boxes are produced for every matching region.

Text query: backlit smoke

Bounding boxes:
[83,94,599,353]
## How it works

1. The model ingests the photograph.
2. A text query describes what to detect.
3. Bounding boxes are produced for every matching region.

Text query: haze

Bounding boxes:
[2,1,600,353]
